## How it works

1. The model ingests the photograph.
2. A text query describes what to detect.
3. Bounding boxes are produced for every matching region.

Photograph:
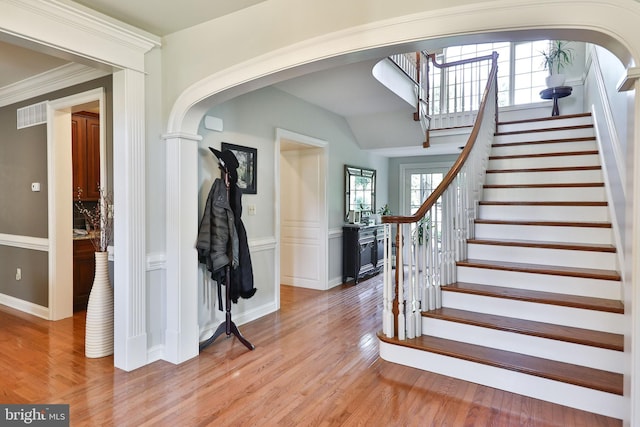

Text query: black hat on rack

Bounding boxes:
[209,147,239,183]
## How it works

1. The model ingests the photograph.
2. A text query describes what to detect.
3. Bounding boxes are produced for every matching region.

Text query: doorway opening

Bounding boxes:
[276,129,328,308]
[47,88,106,321]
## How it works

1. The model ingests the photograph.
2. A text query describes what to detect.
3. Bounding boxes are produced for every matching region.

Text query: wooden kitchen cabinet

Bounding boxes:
[72,112,101,200]
[73,238,95,312]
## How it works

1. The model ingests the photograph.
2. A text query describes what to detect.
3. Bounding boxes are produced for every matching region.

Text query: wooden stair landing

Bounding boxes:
[377,333,623,395]
[422,307,623,351]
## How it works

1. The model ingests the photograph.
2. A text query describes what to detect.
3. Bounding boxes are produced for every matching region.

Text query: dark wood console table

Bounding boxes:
[540,86,572,117]
[342,224,384,284]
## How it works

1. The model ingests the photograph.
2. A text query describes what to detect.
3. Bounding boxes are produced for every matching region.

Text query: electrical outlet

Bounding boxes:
[16,268,21,281]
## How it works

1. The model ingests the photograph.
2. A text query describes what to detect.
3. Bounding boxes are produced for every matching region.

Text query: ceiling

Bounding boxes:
[1,0,459,157]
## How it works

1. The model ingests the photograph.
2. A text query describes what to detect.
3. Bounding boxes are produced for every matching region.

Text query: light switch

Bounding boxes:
[248,205,256,216]
[31,182,41,192]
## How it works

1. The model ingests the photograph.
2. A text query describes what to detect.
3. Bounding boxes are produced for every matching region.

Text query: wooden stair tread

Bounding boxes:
[467,238,616,253]
[492,136,595,148]
[479,201,608,206]
[377,333,623,395]
[457,258,620,281]
[489,149,599,160]
[484,182,604,189]
[498,113,591,126]
[474,219,611,228]
[495,124,593,137]
[486,165,601,173]
[423,307,623,351]
[443,282,624,314]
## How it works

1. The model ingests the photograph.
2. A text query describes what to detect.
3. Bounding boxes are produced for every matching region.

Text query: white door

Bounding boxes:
[279,136,327,290]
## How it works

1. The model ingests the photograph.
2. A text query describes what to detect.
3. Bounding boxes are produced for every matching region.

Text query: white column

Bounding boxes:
[112,69,148,371]
[163,131,201,364]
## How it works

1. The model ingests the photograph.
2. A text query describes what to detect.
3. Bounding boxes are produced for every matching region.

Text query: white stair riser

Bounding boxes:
[485,169,603,185]
[492,140,597,156]
[478,204,610,222]
[488,154,600,170]
[498,116,594,133]
[474,223,613,245]
[379,341,625,419]
[467,243,617,270]
[422,317,623,373]
[441,291,624,334]
[482,187,606,202]
[456,266,621,300]
[494,127,594,144]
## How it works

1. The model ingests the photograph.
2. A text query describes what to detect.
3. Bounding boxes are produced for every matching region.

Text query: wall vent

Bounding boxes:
[17,101,47,129]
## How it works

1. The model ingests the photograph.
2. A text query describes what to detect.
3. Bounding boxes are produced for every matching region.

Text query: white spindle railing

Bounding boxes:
[382,52,498,340]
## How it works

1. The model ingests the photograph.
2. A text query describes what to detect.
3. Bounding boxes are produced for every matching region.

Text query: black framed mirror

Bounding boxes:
[344,165,376,222]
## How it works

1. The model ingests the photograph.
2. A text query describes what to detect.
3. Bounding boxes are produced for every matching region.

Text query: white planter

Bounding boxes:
[85,251,114,358]
[545,73,566,88]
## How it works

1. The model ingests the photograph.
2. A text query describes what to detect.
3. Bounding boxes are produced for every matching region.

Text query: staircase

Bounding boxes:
[379,112,626,419]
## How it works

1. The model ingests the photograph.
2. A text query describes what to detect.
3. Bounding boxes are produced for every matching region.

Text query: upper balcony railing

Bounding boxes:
[389,51,498,145]
[380,52,499,341]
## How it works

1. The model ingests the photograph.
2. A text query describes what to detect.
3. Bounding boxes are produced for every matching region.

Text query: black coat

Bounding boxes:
[228,185,256,302]
[197,178,256,305]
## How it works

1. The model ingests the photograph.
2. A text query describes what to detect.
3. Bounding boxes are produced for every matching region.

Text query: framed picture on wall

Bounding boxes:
[221,142,257,194]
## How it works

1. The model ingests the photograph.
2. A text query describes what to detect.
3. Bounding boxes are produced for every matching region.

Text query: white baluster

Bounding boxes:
[406,227,415,340]
[383,224,391,338]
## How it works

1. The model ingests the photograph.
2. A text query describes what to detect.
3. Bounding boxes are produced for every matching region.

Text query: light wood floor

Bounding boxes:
[0,275,622,426]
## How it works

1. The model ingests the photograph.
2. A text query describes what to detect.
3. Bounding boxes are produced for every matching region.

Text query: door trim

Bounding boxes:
[47,88,105,320]
[275,128,328,306]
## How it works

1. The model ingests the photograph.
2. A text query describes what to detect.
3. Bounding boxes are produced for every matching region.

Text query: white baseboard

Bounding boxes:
[0,293,48,319]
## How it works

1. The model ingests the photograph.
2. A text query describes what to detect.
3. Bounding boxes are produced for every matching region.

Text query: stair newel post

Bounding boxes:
[397,224,405,340]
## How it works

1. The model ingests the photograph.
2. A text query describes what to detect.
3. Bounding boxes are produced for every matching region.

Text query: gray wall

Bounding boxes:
[0,76,112,307]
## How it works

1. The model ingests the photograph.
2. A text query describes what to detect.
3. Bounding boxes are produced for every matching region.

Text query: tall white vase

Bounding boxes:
[85,251,114,358]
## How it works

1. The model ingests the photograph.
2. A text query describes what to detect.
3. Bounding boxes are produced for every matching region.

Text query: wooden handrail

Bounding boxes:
[383,51,499,225]
[427,52,496,69]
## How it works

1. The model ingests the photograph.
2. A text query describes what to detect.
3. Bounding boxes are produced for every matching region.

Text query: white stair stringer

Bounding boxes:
[379,340,625,419]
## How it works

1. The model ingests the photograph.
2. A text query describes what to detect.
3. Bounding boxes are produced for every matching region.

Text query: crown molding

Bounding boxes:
[1,0,160,72]
[0,62,110,108]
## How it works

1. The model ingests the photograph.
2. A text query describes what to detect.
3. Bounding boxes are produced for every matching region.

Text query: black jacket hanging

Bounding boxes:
[228,184,257,302]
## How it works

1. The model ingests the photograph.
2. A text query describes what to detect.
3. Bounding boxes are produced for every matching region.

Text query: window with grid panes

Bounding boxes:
[442,40,549,107]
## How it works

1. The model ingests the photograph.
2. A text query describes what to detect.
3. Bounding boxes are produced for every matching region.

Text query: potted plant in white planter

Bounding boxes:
[541,40,574,87]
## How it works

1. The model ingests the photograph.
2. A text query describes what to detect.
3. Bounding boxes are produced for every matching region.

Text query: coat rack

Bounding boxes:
[199,158,254,352]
